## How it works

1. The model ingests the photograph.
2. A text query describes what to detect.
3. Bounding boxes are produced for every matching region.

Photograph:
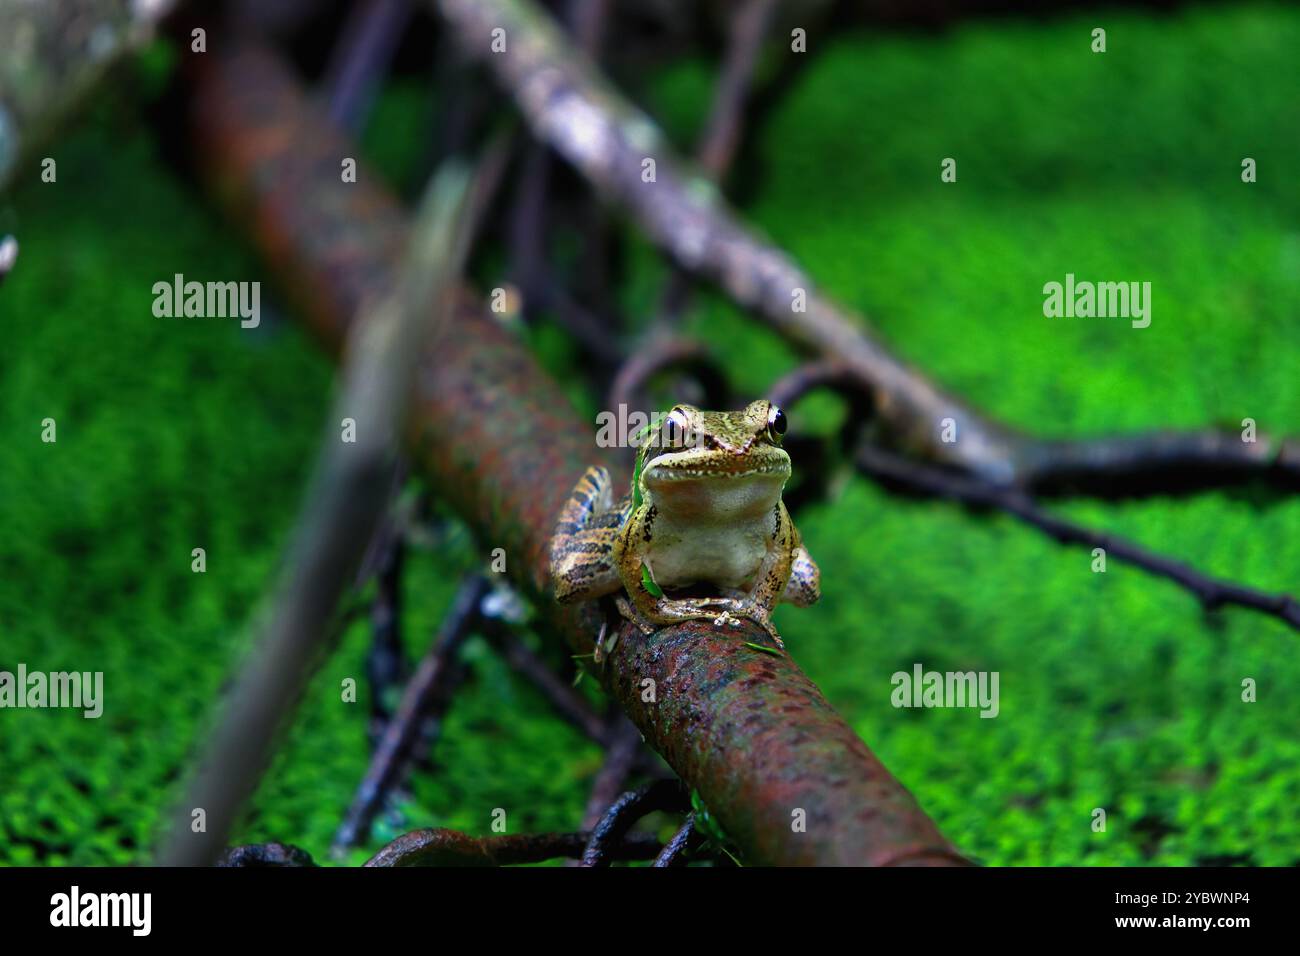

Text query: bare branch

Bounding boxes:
[432,0,1019,479]
[333,575,489,854]
[578,717,644,831]
[432,0,1299,493]
[653,0,778,331]
[321,0,414,134]
[365,826,660,866]
[480,617,612,746]
[856,443,1300,634]
[580,779,688,867]
[654,812,703,867]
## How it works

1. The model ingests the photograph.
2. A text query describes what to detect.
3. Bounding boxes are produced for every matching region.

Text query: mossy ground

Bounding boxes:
[1,4,1296,865]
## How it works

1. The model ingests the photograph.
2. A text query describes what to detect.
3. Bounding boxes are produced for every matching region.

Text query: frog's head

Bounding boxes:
[635,400,790,512]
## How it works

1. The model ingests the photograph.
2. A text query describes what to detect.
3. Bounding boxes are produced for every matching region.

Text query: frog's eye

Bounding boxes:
[662,408,691,448]
[766,404,788,443]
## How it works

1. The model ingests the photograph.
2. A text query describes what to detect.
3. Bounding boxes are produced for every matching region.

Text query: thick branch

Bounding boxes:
[187,41,966,867]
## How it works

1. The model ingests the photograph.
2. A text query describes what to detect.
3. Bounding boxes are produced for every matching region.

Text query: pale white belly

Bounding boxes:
[645,518,771,590]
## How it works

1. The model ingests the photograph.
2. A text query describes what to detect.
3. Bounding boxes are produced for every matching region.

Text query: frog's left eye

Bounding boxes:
[662,408,691,448]
[766,404,787,443]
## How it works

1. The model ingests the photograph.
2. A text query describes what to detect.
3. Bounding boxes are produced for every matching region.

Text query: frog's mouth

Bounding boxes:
[642,454,790,520]
[642,448,791,484]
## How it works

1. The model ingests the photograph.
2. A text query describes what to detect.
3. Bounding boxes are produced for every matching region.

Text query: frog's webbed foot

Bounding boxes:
[615,594,738,635]
[616,594,784,647]
[720,605,784,648]
[615,595,659,635]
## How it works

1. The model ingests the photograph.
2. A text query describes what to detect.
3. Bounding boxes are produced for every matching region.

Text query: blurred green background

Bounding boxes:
[2,2,1298,865]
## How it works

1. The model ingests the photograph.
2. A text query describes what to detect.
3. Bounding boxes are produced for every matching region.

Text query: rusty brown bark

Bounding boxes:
[187,41,967,866]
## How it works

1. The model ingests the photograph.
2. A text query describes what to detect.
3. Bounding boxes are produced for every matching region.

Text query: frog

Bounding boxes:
[550,400,820,646]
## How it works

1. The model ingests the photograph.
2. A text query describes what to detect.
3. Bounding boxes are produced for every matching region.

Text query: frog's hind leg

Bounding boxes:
[551,466,626,604]
[780,543,821,608]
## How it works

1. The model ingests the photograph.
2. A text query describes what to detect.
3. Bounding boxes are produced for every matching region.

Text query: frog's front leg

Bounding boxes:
[551,466,625,604]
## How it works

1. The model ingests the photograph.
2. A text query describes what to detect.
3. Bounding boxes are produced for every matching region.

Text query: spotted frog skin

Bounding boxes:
[550,400,820,644]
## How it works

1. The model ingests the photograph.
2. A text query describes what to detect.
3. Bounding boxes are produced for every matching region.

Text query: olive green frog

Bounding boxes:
[550,400,820,644]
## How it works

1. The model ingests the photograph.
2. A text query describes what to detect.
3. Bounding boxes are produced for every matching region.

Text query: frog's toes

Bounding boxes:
[615,595,658,635]
[712,611,746,629]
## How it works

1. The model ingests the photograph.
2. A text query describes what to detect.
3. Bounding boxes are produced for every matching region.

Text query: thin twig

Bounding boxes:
[321,0,413,134]
[333,575,489,853]
[579,717,644,831]
[580,779,689,867]
[652,0,778,331]
[1019,432,1300,496]
[565,716,645,867]
[480,618,611,746]
[508,0,625,369]
[365,512,408,746]
[217,843,317,867]
[855,443,1300,634]
[606,337,731,414]
[365,826,661,866]
[654,812,702,868]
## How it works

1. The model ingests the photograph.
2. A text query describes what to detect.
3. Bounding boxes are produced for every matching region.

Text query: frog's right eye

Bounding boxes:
[766,404,788,443]
[662,408,691,448]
